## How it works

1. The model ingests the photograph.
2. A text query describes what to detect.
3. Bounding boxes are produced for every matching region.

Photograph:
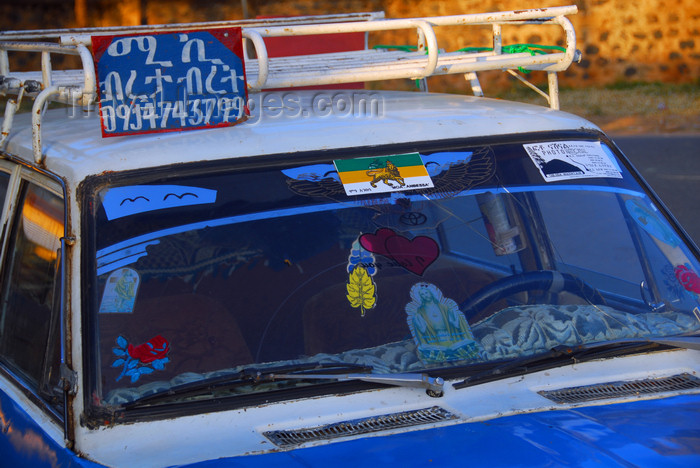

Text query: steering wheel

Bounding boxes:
[460,270,605,320]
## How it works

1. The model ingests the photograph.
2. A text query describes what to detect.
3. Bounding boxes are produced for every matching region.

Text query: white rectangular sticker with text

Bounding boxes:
[523,141,622,182]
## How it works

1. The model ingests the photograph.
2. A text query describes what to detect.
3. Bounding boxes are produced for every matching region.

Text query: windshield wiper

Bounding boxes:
[453,335,700,390]
[267,372,444,396]
[124,362,444,409]
[123,362,372,409]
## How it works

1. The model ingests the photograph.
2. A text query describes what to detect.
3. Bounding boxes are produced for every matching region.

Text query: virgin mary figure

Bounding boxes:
[405,282,483,363]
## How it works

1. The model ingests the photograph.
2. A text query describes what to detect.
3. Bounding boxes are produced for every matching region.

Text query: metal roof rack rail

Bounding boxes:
[243,5,579,102]
[0,12,386,41]
[0,6,580,164]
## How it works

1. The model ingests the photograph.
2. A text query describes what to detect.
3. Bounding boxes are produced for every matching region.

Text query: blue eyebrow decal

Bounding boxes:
[103,185,217,220]
[163,192,198,201]
[120,196,150,205]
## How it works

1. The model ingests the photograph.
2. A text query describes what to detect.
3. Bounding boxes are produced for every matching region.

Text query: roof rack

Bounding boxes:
[0,6,580,165]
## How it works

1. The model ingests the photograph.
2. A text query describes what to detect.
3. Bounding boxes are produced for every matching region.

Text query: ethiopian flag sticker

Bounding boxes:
[334,153,434,196]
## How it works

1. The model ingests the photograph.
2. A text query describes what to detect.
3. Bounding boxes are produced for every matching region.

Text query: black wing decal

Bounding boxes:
[286,175,346,198]
[423,146,496,198]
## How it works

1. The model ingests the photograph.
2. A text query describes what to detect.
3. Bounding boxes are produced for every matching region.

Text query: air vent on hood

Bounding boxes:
[539,373,700,404]
[263,406,457,447]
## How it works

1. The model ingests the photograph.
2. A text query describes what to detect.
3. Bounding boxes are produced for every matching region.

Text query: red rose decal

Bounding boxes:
[128,335,170,363]
[674,264,700,294]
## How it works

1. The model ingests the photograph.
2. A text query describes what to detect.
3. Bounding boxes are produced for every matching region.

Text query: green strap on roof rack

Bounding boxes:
[458,44,567,73]
[373,43,566,74]
[372,44,420,53]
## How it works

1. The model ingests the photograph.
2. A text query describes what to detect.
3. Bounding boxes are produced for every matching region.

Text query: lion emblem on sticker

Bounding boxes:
[367,160,406,188]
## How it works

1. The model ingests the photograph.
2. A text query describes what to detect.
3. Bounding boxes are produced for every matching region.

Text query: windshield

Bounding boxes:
[86,135,700,409]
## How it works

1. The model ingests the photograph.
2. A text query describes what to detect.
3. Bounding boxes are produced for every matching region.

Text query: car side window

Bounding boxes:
[0,180,64,411]
[0,171,10,244]
[0,171,9,207]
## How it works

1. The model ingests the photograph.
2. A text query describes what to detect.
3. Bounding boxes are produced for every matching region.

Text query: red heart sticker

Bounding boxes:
[359,228,439,275]
[359,228,396,256]
[385,235,439,275]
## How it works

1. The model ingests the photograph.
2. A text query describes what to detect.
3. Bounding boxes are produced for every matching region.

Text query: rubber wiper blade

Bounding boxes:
[124,362,373,408]
[452,346,574,390]
[452,336,698,390]
[267,372,444,395]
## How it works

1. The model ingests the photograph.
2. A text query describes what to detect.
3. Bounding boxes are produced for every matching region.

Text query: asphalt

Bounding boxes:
[610,134,700,248]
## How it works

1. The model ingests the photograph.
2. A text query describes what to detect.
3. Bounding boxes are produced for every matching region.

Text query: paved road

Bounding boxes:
[611,134,700,247]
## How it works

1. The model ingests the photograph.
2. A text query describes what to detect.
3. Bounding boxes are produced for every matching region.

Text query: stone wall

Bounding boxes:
[2,0,698,90]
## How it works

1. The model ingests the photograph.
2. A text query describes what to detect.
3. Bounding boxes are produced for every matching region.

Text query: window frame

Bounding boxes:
[0,159,67,426]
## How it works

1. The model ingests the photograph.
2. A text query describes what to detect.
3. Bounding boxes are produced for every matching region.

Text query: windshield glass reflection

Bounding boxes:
[90,139,700,406]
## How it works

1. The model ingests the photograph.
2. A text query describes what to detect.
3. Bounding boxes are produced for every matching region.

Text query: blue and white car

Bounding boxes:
[0,6,699,467]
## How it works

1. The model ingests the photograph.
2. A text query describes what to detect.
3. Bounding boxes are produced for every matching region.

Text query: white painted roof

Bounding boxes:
[4,91,599,185]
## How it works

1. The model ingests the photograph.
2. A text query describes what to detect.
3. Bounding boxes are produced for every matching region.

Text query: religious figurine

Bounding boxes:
[405,282,483,363]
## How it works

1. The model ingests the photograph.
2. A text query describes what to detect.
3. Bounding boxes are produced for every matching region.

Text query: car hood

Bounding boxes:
[196,393,700,467]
